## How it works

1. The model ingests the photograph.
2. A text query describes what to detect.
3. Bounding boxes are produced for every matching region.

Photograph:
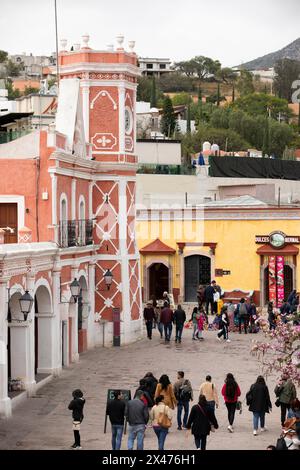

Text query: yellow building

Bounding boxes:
[136,196,300,306]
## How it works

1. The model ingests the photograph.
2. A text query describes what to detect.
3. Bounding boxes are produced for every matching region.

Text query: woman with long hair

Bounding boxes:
[191,306,199,340]
[246,375,272,435]
[186,394,219,450]
[221,373,241,432]
[149,395,173,450]
[154,375,177,409]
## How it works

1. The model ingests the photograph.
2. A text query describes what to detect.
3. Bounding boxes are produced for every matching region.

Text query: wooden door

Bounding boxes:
[0,203,18,243]
[184,255,211,302]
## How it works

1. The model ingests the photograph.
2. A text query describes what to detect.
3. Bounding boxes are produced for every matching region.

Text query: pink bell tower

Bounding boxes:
[59,34,142,343]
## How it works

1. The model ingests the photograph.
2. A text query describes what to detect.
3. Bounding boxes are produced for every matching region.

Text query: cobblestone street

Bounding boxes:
[0,327,286,450]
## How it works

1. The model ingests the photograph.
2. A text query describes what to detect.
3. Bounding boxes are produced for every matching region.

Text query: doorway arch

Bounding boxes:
[148,263,169,300]
[184,255,211,302]
[34,284,52,375]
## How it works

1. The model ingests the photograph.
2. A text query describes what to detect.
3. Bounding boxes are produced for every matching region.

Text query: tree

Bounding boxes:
[236,69,254,96]
[217,83,221,106]
[24,86,40,95]
[198,85,202,104]
[217,67,238,103]
[171,92,192,106]
[173,59,196,77]
[5,59,23,77]
[262,118,270,156]
[252,320,300,386]
[192,56,221,82]
[160,96,176,137]
[186,104,191,133]
[150,76,157,108]
[158,72,194,92]
[5,78,20,99]
[0,50,8,63]
[274,58,300,101]
[137,76,163,103]
[233,93,293,121]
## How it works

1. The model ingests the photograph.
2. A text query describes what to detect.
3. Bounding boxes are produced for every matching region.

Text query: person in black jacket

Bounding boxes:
[246,376,272,436]
[106,390,126,450]
[173,305,186,343]
[143,302,156,340]
[186,394,219,450]
[68,389,85,449]
[134,379,154,408]
[205,281,216,317]
[142,372,158,401]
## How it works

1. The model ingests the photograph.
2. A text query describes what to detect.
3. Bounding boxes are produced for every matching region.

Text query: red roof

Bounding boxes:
[140,238,176,255]
[256,244,299,256]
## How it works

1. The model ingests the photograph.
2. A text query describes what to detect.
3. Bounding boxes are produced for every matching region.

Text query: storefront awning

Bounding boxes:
[140,238,176,255]
[256,244,299,256]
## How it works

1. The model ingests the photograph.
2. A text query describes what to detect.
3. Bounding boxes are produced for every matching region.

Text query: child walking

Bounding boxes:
[196,309,206,340]
[68,389,85,449]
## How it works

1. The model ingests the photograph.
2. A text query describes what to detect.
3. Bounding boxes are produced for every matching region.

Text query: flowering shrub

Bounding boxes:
[251,319,300,386]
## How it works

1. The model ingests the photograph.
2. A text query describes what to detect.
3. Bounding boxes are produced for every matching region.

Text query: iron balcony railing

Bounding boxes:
[59,219,93,248]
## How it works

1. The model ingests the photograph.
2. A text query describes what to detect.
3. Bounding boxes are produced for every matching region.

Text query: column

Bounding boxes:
[51,174,58,243]
[118,86,125,154]
[81,84,90,142]
[119,178,131,343]
[71,266,79,363]
[87,261,95,348]
[88,181,93,220]
[52,269,62,376]
[25,272,36,396]
[0,279,12,417]
[71,179,76,220]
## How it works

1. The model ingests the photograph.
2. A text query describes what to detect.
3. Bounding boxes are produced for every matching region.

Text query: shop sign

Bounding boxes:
[255,231,300,249]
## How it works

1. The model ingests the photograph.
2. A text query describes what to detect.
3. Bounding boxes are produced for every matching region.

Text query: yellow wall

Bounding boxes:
[137,218,300,294]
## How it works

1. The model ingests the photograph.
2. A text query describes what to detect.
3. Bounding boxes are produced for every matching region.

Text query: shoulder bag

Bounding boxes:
[157,405,172,429]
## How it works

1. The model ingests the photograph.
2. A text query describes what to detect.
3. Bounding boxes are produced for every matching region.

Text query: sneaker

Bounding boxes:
[253,430,257,436]
[70,443,77,449]
[226,339,231,343]
[261,427,267,432]
[74,446,82,449]
[177,426,182,430]
[228,425,233,433]
[192,337,197,340]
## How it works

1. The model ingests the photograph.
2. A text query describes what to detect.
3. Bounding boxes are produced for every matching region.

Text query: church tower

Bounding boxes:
[59,34,142,344]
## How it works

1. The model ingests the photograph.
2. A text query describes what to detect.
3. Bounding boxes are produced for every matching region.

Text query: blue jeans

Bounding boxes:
[175,324,184,341]
[127,424,145,450]
[153,426,168,450]
[164,322,172,341]
[111,424,123,450]
[158,322,163,338]
[177,401,189,428]
[194,434,207,450]
[253,411,265,430]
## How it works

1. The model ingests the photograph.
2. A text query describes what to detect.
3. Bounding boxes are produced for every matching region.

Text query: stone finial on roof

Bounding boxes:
[60,39,67,51]
[128,40,135,53]
[81,33,90,49]
[116,34,124,50]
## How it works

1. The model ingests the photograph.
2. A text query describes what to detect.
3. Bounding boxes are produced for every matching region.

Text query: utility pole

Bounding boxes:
[54,0,60,87]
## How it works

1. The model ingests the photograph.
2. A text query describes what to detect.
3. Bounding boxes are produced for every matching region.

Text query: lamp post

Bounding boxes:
[18,290,34,322]
[104,269,113,290]
[69,278,81,303]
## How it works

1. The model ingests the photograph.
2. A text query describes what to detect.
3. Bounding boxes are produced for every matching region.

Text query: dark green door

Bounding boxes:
[184,255,211,302]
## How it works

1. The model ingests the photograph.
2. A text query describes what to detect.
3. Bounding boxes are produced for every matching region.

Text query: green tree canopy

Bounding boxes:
[0,50,8,63]
[160,95,176,137]
[233,93,293,120]
[236,69,254,96]
[274,58,300,101]
[171,92,192,106]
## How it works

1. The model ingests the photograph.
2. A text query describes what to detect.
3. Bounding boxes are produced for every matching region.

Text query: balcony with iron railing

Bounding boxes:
[59,219,93,248]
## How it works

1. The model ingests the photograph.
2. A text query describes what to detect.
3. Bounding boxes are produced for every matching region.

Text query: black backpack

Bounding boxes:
[178,381,191,402]
[276,437,292,450]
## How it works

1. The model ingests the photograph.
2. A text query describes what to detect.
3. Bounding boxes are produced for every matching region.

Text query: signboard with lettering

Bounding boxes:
[104,389,131,434]
[215,269,231,277]
[255,231,300,249]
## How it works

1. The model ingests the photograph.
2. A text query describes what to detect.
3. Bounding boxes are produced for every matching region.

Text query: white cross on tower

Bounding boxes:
[97,135,112,147]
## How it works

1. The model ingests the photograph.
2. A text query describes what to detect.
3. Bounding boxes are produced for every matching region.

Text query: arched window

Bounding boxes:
[60,194,68,247]
[78,196,86,245]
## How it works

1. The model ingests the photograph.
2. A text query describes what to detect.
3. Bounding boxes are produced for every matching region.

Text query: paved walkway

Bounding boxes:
[0,327,289,450]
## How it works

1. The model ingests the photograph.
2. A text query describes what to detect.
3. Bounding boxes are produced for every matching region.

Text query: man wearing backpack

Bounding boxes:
[173,371,193,430]
[235,298,250,334]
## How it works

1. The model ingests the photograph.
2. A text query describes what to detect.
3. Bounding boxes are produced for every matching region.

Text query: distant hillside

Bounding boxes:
[240,38,300,70]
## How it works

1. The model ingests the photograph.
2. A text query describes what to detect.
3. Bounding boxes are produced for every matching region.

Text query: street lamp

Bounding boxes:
[70,278,81,303]
[19,290,34,321]
[104,269,113,290]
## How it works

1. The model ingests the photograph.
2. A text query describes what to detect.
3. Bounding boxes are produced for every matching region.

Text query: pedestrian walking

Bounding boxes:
[126,390,149,450]
[160,302,174,342]
[186,394,219,450]
[154,375,177,410]
[191,306,199,340]
[142,372,158,402]
[149,395,173,450]
[274,374,297,426]
[156,306,164,338]
[173,371,193,430]
[280,301,291,324]
[134,379,154,408]
[143,302,156,340]
[268,301,276,330]
[162,291,171,306]
[199,375,219,412]
[195,308,206,340]
[205,281,216,317]
[221,373,241,433]
[173,305,186,343]
[235,298,250,334]
[217,305,230,342]
[197,284,205,309]
[106,390,126,450]
[68,389,85,449]
[246,376,272,436]
[249,302,258,333]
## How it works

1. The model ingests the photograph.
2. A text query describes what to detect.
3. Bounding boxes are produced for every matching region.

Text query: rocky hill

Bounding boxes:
[240,37,300,70]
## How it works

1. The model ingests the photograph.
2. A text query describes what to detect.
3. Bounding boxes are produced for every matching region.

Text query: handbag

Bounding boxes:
[157,405,172,429]
[236,400,242,413]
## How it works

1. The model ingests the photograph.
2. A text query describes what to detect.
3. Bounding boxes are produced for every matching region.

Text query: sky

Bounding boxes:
[1,0,300,67]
